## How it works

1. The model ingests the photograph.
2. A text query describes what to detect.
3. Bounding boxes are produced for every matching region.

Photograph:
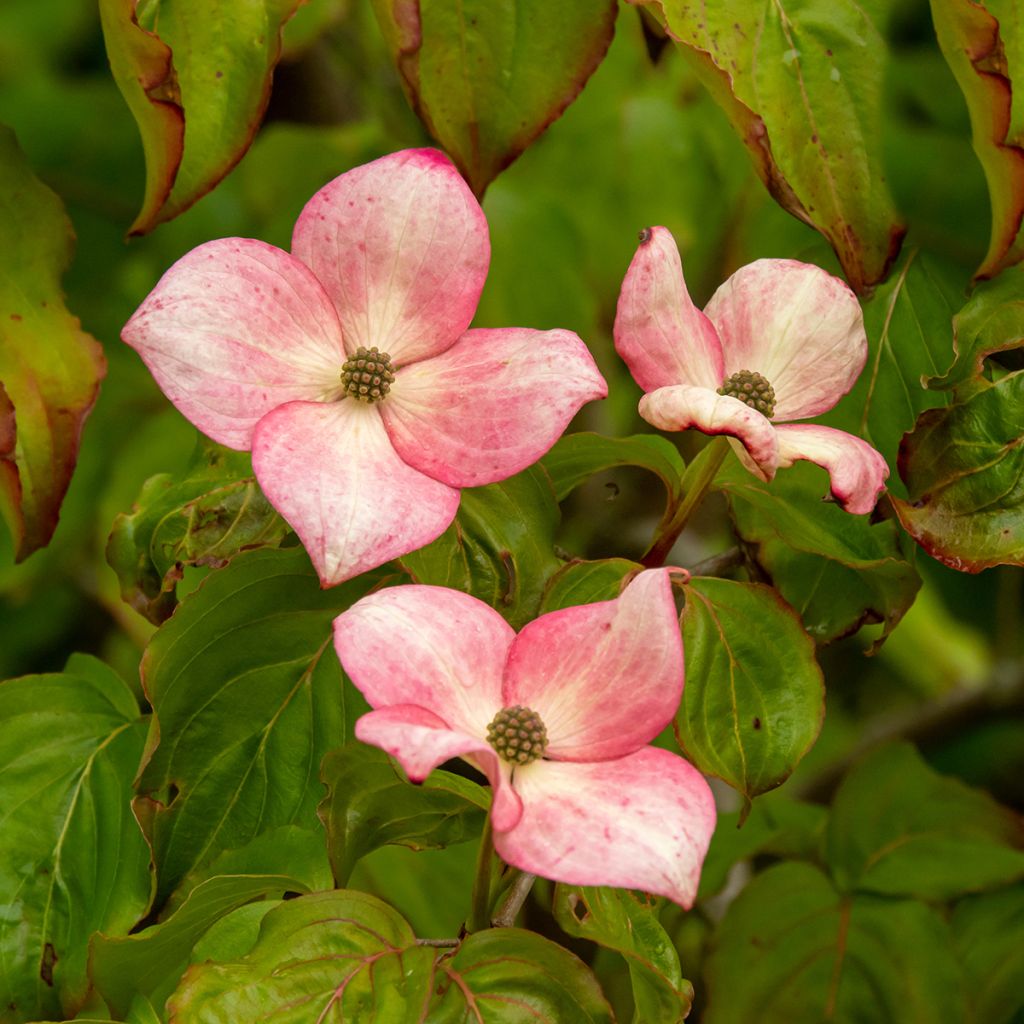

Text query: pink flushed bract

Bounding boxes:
[614,227,888,513]
[123,149,607,585]
[333,569,717,908]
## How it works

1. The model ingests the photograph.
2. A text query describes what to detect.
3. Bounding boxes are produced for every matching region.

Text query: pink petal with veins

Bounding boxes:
[705,259,866,421]
[503,569,683,761]
[122,239,345,449]
[334,585,513,736]
[496,748,716,908]
[291,149,489,366]
[251,400,459,586]
[381,328,607,487]
[614,226,724,393]
[640,384,780,476]
[774,424,889,514]
[355,705,521,830]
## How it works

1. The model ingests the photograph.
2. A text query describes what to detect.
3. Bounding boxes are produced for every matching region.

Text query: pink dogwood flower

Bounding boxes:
[614,227,888,513]
[123,149,607,585]
[333,569,717,908]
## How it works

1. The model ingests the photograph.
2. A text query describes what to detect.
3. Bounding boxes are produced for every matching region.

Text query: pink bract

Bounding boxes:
[333,570,717,908]
[614,227,888,514]
[123,149,607,585]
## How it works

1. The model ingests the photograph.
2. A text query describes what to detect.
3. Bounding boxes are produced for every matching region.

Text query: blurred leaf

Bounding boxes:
[541,431,684,504]
[722,465,920,645]
[0,125,105,560]
[371,0,618,195]
[430,928,613,1023]
[106,437,288,623]
[929,0,1024,279]
[540,558,641,612]
[838,251,958,472]
[399,465,562,629]
[101,0,300,232]
[0,656,149,1022]
[676,577,824,801]
[826,743,1024,900]
[553,886,693,1023]
[318,744,488,886]
[698,797,827,900]
[640,0,904,291]
[893,372,1024,572]
[929,263,1024,390]
[91,873,309,1019]
[134,546,393,903]
[952,883,1024,1024]
[704,862,967,1023]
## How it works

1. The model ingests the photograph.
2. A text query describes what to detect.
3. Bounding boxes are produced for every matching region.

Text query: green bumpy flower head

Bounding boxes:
[341,346,396,403]
[486,705,549,766]
[717,369,776,418]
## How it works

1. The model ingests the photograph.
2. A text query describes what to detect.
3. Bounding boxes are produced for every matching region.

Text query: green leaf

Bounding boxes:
[0,656,150,1022]
[166,890,436,1020]
[929,0,1024,279]
[399,465,562,629]
[643,0,904,291]
[676,577,824,800]
[698,797,827,900]
[929,263,1024,391]
[704,862,967,1024]
[540,432,684,505]
[106,437,289,623]
[0,125,105,560]
[90,874,310,1019]
[540,558,641,613]
[100,0,300,232]
[134,546,394,903]
[893,372,1024,571]
[318,744,488,886]
[553,886,693,1024]
[952,884,1024,1024]
[826,743,1024,900]
[370,0,618,195]
[722,465,920,645]
[429,928,614,1023]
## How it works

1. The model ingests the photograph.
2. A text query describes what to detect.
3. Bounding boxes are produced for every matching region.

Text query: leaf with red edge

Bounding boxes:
[370,0,618,196]
[894,372,1024,572]
[634,0,904,293]
[0,125,105,560]
[929,0,1024,280]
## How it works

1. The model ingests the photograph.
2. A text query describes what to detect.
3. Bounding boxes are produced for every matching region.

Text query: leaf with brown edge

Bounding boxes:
[632,0,905,293]
[0,126,106,561]
[371,0,618,196]
[929,0,1024,280]
[98,0,184,235]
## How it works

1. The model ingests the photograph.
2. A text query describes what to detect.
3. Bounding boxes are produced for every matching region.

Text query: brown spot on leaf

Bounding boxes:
[40,943,58,986]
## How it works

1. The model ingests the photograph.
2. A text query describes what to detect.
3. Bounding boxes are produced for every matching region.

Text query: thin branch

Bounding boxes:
[416,937,460,948]
[491,871,537,928]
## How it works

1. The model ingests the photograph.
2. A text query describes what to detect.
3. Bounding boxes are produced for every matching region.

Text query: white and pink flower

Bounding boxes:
[123,149,607,585]
[614,227,888,513]
[333,569,716,908]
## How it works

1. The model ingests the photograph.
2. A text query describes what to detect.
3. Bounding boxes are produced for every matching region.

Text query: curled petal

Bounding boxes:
[251,400,459,586]
[704,259,866,421]
[614,226,724,392]
[381,328,607,487]
[496,749,716,908]
[503,570,683,760]
[333,585,513,736]
[122,239,346,449]
[640,384,779,477]
[774,424,889,514]
[292,149,489,366]
[355,705,521,831]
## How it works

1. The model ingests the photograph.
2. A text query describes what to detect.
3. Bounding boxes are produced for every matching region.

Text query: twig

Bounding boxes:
[416,937,460,948]
[491,871,537,928]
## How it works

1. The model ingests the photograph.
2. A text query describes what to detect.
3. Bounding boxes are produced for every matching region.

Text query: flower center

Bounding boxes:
[485,705,548,766]
[717,369,776,417]
[340,347,395,403]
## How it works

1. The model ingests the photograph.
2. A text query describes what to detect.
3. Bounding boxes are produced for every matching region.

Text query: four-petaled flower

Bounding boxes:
[333,569,717,907]
[615,227,888,513]
[123,149,607,585]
